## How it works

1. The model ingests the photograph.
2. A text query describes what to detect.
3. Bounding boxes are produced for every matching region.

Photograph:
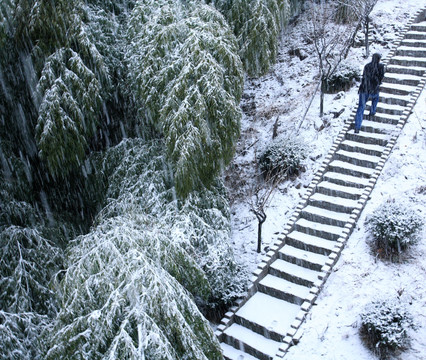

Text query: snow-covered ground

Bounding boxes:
[226,0,426,358]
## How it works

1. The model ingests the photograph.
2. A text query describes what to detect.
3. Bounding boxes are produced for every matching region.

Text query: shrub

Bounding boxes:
[366,199,423,260]
[360,299,416,359]
[258,135,308,179]
[322,60,361,93]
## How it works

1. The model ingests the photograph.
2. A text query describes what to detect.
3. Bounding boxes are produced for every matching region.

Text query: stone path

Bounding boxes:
[216,7,426,360]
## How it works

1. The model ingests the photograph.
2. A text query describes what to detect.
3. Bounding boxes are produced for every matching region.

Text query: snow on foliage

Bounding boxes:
[46,139,246,358]
[366,199,423,258]
[126,0,244,196]
[36,48,103,178]
[258,134,308,178]
[360,298,416,359]
[209,0,291,76]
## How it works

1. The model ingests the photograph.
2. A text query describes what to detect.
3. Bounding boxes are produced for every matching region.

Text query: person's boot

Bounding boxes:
[355,128,360,134]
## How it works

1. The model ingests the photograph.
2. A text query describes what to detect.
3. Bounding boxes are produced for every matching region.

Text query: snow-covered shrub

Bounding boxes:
[360,298,416,359]
[366,199,423,260]
[322,59,360,93]
[258,135,308,179]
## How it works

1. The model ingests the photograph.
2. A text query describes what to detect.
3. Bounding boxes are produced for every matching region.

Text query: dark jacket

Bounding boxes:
[358,53,385,94]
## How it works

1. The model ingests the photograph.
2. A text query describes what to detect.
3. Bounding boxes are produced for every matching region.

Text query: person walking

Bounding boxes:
[354,53,385,133]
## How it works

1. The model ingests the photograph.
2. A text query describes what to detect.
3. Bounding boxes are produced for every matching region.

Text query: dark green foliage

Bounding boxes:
[127,0,244,196]
[360,299,416,359]
[209,0,293,76]
[366,200,423,260]
[258,135,308,178]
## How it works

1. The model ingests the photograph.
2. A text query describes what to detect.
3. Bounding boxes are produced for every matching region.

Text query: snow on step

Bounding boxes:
[288,227,340,250]
[224,323,281,359]
[221,343,259,360]
[259,274,311,303]
[296,219,343,238]
[280,245,328,269]
[374,102,409,114]
[401,38,426,46]
[380,82,418,94]
[302,204,352,225]
[336,149,381,166]
[386,64,425,76]
[270,259,319,284]
[236,292,300,337]
[323,171,370,187]
[340,139,385,155]
[310,192,359,210]
[390,55,426,67]
[361,120,398,133]
[328,160,375,177]
[384,72,423,82]
[317,180,364,197]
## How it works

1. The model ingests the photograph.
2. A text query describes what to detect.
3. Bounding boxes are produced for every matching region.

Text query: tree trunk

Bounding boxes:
[320,88,324,117]
[365,17,370,58]
[254,210,267,253]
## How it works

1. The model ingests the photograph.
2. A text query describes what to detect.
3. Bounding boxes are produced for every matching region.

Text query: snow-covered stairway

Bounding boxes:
[216,7,426,360]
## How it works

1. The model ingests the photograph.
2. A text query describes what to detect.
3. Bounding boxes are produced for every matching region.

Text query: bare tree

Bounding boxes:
[337,0,378,58]
[248,160,289,253]
[307,0,361,117]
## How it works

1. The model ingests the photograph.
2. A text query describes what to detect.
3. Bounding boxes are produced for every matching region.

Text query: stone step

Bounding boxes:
[389,55,426,68]
[383,72,422,86]
[370,102,406,115]
[269,259,320,287]
[301,204,352,227]
[286,228,338,256]
[345,130,390,146]
[292,219,343,244]
[362,112,400,125]
[309,192,359,213]
[334,148,381,169]
[401,38,426,48]
[258,273,310,305]
[358,119,396,135]
[405,30,426,40]
[410,22,426,32]
[378,91,411,107]
[221,343,259,360]
[396,46,426,58]
[234,292,300,342]
[317,179,364,199]
[223,323,281,360]
[328,158,376,178]
[340,139,385,157]
[380,82,417,96]
[279,245,328,272]
[323,171,370,188]
[385,64,425,77]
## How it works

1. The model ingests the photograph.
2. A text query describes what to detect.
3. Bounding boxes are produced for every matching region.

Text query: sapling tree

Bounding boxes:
[250,135,307,252]
[307,0,361,117]
[337,0,378,58]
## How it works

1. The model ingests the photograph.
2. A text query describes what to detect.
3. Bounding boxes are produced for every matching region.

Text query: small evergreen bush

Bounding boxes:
[366,199,422,260]
[360,299,416,359]
[322,60,360,93]
[258,135,308,179]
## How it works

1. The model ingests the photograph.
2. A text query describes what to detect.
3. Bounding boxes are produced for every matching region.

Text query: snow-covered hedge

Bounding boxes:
[366,199,423,260]
[258,135,308,179]
[322,59,360,93]
[360,298,416,359]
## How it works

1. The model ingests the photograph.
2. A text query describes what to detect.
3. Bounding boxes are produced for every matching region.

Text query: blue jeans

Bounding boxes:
[355,92,379,130]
